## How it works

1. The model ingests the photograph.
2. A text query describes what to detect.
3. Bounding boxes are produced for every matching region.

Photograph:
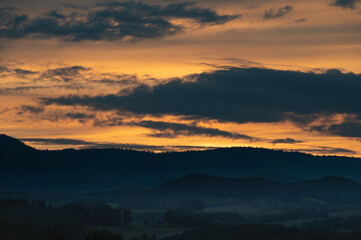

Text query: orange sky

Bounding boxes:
[1,0,361,156]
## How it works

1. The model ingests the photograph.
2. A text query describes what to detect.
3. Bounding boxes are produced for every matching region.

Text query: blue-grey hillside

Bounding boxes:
[1,134,361,194]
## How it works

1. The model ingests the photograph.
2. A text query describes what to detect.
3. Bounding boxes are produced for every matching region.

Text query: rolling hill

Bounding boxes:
[2,133,361,194]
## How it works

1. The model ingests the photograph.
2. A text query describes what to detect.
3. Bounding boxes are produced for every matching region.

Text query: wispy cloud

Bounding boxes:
[135,120,257,140]
[39,66,89,82]
[94,117,258,140]
[264,5,293,20]
[287,146,357,155]
[272,138,303,144]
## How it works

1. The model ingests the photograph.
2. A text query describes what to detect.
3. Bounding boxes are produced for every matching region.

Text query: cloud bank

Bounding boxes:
[0,2,240,42]
[41,67,360,121]
[40,67,361,139]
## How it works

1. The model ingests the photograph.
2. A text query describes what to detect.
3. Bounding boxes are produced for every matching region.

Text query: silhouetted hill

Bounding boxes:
[290,176,361,204]
[294,176,361,190]
[149,174,361,205]
[2,133,361,193]
[247,173,301,183]
[153,174,283,198]
[0,134,34,152]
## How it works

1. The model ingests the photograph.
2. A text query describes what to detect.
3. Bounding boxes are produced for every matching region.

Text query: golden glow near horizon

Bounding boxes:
[1,0,361,156]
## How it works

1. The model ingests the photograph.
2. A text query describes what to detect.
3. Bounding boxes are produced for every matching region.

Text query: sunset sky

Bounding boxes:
[1,0,361,156]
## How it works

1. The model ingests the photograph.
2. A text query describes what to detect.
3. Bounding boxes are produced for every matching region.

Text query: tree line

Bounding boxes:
[0,199,132,237]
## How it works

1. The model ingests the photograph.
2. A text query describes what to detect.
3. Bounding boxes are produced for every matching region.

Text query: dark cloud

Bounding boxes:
[264,5,293,20]
[44,111,95,123]
[98,79,136,85]
[311,121,361,138]
[14,68,37,75]
[0,7,28,38]
[94,117,256,140]
[100,1,240,25]
[0,85,81,94]
[20,138,92,146]
[288,146,357,155]
[63,3,86,10]
[135,120,256,140]
[40,66,89,82]
[294,18,307,23]
[19,137,215,151]
[0,2,239,42]
[94,115,124,127]
[285,113,326,127]
[0,86,49,94]
[64,112,95,120]
[331,0,361,9]
[272,138,302,144]
[1,65,138,93]
[0,65,9,73]
[18,105,44,114]
[41,67,361,127]
[14,104,95,123]
[55,112,96,124]
[93,74,139,85]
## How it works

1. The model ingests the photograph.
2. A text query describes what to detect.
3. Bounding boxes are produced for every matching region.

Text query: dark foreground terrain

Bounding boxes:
[2,199,361,240]
[2,134,361,239]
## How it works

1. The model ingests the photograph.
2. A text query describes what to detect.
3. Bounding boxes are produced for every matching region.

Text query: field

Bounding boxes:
[89,226,190,239]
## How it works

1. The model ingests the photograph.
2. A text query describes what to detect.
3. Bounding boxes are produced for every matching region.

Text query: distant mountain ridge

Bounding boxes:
[2,133,361,193]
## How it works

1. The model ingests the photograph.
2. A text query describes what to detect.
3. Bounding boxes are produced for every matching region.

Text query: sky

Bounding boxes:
[1,0,361,156]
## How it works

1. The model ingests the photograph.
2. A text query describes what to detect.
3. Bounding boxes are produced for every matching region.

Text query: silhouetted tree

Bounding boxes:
[123,208,132,226]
